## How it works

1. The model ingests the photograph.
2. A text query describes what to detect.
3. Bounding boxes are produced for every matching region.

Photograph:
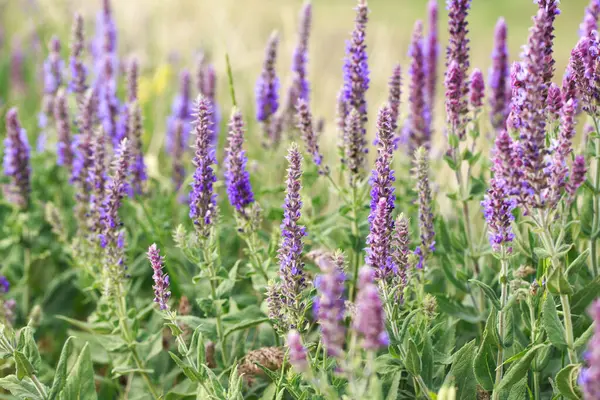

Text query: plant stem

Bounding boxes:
[559,293,577,364]
[492,251,509,400]
[23,247,31,317]
[528,298,540,400]
[30,374,48,400]
[349,184,362,301]
[204,246,228,365]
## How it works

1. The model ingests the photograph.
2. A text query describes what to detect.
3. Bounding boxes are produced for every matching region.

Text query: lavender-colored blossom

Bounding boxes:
[296,99,327,174]
[89,128,107,236]
[387,64,402,134]
[343,107,367,181]
[537,0,560,93]
[126,58,138,103]
[278,143,308,306]
[425,0,439,115]
[98,55,121,148]
[567,155,587,201]
[148,244,171,311]
[414,147,435,269]
[72,91,95,226]
[491,129,519,196]
[54,89,74,169]
[366,197,395,280]
[198,62,220,144]
[469,68,485,110]
[352,267,389,350]
[342,0,370,148]
[287,330,308,373]
[507,62,526,131]
[69,13,87,103]
[546,83,563,122]
[314,253,346,357]
[568,37,596,114]
[189,96,217,237]
[3,108,31,209]
[391,214,410,291]
[405,21,430,151]
[580,0,600,38]
[290,2,312,106]
[446,0,471,136]
[369,106,396,224]
[127,101,146,195]
[224,109,255,211]
[40,36,64,129]
[562,68,578,106]
[336,86,348,136]
[256,32,280,144]
[489,18,510,131]
[445,60,463,140]
[482,178,516,252]
[92,0,118,86]
[0,277,9,294]
[579,299,600,398]
[547,98,577,206]
[166,70,193,154]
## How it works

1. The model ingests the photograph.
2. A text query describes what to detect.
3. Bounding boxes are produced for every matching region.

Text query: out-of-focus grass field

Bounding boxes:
[0,0,591,158]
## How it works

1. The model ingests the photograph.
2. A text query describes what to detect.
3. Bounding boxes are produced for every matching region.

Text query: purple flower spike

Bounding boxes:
[425,0,439,115]
[256,32,280,144]
[366,197,395,280]
[72,91,95,225]
[126,58,139,103]
[224,109,255,211]
[0,276,9,294]
[353,266,389,350]
[489,18,510,131]
[342,0,370,148]
[189,96,217,238]
[92,0,118,86]
[148,244,171,311]
[98,55,120,148]
[414,147,435,268]
[40,36,64,129]
[469,68,485,110]
[445,60,463,140]
[537,0,560,92]
[482,178,516,253]
[278,143,308,306]
[69,13,87,103]
[546,83,563,122]
[166,70,193,155]
[287,330,308,373]
[296,99,327,174]
[369,106,396,226]
[290,1,312,105]
[3,108,31,209]
[89,128,107,236]
[579,299,600,398]
[200,63,220,145]
[343,107,367,181]
[580,0,600,38]
[391,214,410,291]
[567,155,587,201]
[314,253,346,357]
[127,101,146,196]
[387,64,402,134]
[54,89,74,170]
[491,129,519,196]
[547,98,576,206]
[405,20,430,151]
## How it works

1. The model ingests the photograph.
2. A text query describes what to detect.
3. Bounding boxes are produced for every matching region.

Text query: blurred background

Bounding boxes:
[0,0,592,155]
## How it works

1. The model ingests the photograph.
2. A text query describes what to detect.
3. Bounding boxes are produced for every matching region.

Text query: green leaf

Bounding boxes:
[469,279,501,310]
[572,277,600,315]
[474,311,497,391]
[60,343,97,400]
[502,310,514,348]
[18,327,41,374]
[446,340,477,400]
[0,375,44,399]
[580,191,594,237]
[575,324,595,351]
[504,377,528,400]
[496,344,546,392]
[533,345,553,372]
[566,249,590,276]
[15,351,35,380]
[169,352,200,383]
[224,317,270,339]
[435,296,482,324]
[48,337,75,400]
[441,256,468,293]
[385,371,402,400]
[405,339,421,377]
[542,295,567,350]
[555,364,582,400]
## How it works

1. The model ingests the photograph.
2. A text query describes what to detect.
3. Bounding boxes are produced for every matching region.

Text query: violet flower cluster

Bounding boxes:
[224,109,255,212]
[166,70,193,155]
[148,244,171,311]
[92,0,118,87]
[387,64,402,134]
[40,37,64,132]
[391,213,410,295]
[69,13,88,103]
[481,178,516,253]
[296,99,327,174]
[53,89,74,170]
[469,69,485,110]
[278,144,308,312]
[352,267,389,350]
[414,147,435,269]
[369,106,396,223]
[287,330,308,373]
[489,18,510,131]
[256,32,281,144]
[189,95,217,238]
[196,57,220,144]
[314,253,346,357]
[405,21,430,151]
[425,0,439,118]
[89,128,107,237]
[580,0,600,38]
[285,0,312,120]
[579,299,600,399]
[3,108,31,209]
[366,197,395,280]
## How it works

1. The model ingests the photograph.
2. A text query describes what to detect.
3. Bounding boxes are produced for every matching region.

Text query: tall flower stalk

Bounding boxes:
[3,108,31,209]
[256,32,281,147]
[69,13,88,106]
[489,18,510,131]
[405,21,430,151]
[425,0,438,123]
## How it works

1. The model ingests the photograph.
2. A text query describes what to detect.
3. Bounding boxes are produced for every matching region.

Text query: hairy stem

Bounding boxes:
[493,251,509,400]
[528,299,540,400]
[203,246,228,365]
[349,184,362,301]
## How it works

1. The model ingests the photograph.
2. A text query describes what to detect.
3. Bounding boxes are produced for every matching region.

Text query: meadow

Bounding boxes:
[0,0,600,399]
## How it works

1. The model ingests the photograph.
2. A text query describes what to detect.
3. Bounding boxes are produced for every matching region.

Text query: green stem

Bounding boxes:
[30,374,47,400]
[559,293,577,364]
[349,184,362,301]
[244,233,269,282]
[492,251,509,400]
[529,299,540,400]
[23,247,31,317]
[204,247,227,365]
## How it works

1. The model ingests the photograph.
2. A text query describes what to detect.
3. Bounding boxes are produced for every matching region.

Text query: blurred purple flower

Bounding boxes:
[489,18,510,131]
[148,244,171,311]
[353,266,389,350]
[3,108,31,209]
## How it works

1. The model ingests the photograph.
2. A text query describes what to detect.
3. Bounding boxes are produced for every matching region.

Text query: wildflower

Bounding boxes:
[127,101,146,196]
[0,277,9,294]
[296,99,327,174]
[414,147,435,268]
[3,108,31,209]
[266,282,286,332]
[287,330,308,373]
[425,0,439,115]
[53,89,74,170]
[366,197,394,280]
[72,91,95,226]
[579,299,600,398]
[314,252,346,357]
[278,144,308,311]
[256,32,280,145]
[342,107,367,181]
[580,0,600,38]
[89,128,107,236]
[391,213,410,291]
[353,267,389,350]
[98,55,121,147]
[469,68,485,111]
[369,106,395,222]
[481,178,516,252]
[546,83,563,122]
[40,36,64,130]
[69,13,87,104]
[287,1,312,112]
[172,119,185,192]
[405,21,430,151]
[566,155,587,201]
[489,18,510,130]
[491,129,518,196]
[224,109,255,212]
[387,64,402,133]
[148,244,171,311]
[445,60,463,139]
[166,70,193,155]
[537,0,560,92]
[92,0,118,85]
[189,95,217,238]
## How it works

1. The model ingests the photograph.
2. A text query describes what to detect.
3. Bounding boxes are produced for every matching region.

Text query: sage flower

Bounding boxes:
[425,0,439,114]
[469,68,485,110]
[148,244,171,311]
[224,109,255,211]
[489,18,510,130]
[256,32,280,144]
[353,266,389,350]
[287,330,308,373]
[40,36,63,131]
[54,89,74,169]
[482,178,516,252]
[366,197,394,280]
[3,108,31,209]
[414,147,435,268]
[166,70,193,154]
[296,99,327,174]
[69,13,87,103]
[387,64,402,133]
[405,21,430,151]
